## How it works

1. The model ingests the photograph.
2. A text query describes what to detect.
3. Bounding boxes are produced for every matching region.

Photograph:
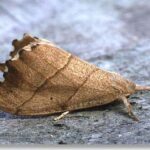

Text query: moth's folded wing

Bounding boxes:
[16,56,96,115]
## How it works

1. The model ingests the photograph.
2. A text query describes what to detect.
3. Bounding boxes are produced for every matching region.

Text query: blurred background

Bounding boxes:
[0,0,150,144]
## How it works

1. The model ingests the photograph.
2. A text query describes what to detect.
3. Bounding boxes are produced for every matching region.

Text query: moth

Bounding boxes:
[0,34,149,121]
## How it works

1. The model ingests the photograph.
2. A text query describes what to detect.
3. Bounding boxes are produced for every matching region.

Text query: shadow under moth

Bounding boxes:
[0,34,150,121]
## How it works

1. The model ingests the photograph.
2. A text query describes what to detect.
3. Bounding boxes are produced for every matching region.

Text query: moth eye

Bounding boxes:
[50,97,53,100]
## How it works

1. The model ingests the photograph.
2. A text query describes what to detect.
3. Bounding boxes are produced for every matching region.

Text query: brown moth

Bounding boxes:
[0,34,150,121]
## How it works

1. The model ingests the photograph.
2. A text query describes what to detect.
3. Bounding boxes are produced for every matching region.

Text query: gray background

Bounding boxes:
[0,0,150,144]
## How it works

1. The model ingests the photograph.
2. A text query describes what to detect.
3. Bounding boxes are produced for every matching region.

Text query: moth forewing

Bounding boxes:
[0,34,149,121]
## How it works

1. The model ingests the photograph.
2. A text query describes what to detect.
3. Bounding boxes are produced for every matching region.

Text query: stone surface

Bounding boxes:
[0,0,150,144]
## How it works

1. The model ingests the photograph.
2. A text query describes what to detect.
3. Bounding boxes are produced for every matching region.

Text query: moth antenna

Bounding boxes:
[135,84,150,91]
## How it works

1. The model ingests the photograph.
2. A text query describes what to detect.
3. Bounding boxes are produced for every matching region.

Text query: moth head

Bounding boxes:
[111,72,136,96]
[125,79,136,96]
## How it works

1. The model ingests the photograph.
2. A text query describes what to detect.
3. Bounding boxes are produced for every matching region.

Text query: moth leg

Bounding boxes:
[54,111,69,121]
[120,96,139,121]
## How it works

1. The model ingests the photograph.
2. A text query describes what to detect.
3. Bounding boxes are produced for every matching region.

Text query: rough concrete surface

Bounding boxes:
[0,0,150,144]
